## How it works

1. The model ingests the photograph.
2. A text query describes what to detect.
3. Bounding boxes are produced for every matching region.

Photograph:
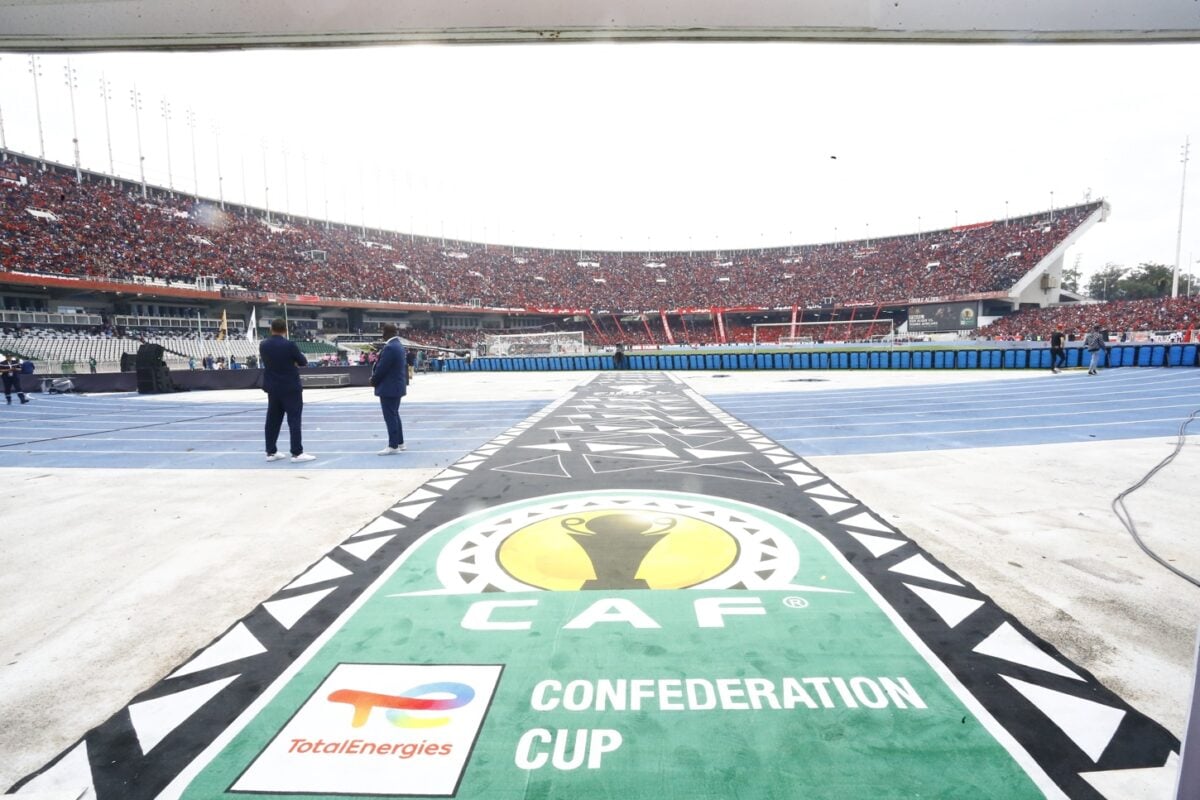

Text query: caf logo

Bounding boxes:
[430,491,804,594]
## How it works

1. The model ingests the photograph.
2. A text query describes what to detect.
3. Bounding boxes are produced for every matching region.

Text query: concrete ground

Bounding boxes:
[1,368,1198,796]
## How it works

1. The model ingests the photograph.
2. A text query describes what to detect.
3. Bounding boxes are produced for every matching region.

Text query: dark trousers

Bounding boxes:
[379,395,404,448]
[2,373,25,401]
[1051,347,1066,369]
[265,390,303,456]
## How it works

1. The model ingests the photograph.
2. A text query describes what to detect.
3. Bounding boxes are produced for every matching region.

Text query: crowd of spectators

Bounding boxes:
[3,156,1098,313]
[982,296,1200,341]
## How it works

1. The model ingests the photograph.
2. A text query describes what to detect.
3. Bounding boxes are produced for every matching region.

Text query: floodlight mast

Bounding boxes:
[28,55,44,164]
[63,60,82,183]
[1173,137,1189,298]
[130,85,146,197]
[99,74,115,178]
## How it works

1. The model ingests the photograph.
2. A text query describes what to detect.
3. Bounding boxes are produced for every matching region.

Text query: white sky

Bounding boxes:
[0,42,1197,285]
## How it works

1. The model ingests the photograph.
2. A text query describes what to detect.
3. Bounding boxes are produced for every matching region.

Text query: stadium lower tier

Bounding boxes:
[29,343,1200,393]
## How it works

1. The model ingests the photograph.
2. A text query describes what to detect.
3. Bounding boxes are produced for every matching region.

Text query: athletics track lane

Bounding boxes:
[0,393,547,469]
[707,368,1200,457]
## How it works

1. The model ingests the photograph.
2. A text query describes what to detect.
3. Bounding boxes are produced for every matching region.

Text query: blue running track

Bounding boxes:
[0,394,548,469]
[708,368,1200,457]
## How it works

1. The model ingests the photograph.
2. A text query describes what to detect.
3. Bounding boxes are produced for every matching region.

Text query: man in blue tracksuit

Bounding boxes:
[259,318,315,463]
[371,323,408,455]
[1,354,29,404]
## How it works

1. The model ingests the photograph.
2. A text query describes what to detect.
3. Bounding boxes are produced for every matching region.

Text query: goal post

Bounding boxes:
[752,319,895,346]
[483,330,586,356]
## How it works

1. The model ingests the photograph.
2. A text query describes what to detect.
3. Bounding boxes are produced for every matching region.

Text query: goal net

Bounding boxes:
[753,320,895,346]
[483,330,586,356]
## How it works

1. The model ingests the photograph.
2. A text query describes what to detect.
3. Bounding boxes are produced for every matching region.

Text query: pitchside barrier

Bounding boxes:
[440,344,1200,372]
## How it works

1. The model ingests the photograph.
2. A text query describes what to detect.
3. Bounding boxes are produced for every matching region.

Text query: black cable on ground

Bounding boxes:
[1111,407,1200,589]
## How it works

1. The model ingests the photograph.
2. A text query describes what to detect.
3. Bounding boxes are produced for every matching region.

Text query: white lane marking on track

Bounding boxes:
[774,415,1194,442]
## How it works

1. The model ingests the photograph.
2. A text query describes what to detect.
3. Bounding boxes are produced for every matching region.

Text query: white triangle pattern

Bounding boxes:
[888,554,964,587]
[399,488,440,504]
[1000,675,1125,762]
[623,447,679,459]
[14,741,94,797]
[284,557,353,591]
[848,531,907,558]
[839,511,895,534]
[263,587,337,630]
[350,515,404,539]
[129,674,240,754]
[789,475,824,490]
[585,442,636,453]
[1080,752,1179,798]
[340,535,395,561]
[426,477,463,491]
[974,622,1083,681]
[904,584,984,628]
[169,623,266,678]
[394,501,436,519]
[810,497,857,516]
[684,448,747,460]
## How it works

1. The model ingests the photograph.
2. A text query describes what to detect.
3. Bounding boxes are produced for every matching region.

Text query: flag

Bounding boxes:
[217,309,228,341]
[247,307,257,342]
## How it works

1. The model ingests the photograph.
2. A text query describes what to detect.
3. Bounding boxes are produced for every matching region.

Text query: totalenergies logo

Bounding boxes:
[328,682,475,728]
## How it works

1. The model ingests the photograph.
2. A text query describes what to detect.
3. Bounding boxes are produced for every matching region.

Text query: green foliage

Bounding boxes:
[1060,265,1081,292]
[1086,262,1189,300]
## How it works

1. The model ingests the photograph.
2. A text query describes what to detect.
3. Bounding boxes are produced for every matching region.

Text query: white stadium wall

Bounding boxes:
[0,0,1199,50]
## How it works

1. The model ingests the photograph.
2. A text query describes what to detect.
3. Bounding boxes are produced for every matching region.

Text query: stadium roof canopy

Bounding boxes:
[1,0,1199,50]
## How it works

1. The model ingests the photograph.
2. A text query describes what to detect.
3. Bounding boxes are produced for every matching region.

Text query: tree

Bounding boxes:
[1117,263,1174,299]
[1087,263,1127,300]
[1061,264,1082,292]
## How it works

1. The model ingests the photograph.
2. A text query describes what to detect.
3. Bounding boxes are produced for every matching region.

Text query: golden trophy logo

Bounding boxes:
[411,492,834,596]
[497,510,738,590]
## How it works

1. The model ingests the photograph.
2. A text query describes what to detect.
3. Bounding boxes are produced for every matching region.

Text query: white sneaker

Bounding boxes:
[377,446,400,455]
[398,443,407,451]
[291,453,316,462]
[266,453,288,462]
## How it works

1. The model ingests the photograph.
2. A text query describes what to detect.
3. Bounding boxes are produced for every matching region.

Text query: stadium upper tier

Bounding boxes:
[2,155,1098,312]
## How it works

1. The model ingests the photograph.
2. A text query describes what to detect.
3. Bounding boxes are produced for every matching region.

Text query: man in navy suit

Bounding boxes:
[259,318,315,463]
[371,323,408,455]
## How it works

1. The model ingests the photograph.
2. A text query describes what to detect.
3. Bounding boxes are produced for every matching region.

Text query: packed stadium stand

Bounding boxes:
[3,154,1097,312]
[4,150,1198,373]
[982,296,1200,341]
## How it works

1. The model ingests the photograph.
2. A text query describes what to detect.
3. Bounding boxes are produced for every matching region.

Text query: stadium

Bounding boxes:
[2,9,1200,800]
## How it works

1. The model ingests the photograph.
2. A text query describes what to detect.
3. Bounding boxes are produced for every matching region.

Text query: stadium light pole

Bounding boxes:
[321,155,330,230]
[99,74,116,180]
[63,60,82,184]
[1004,200,1009,227]
[240,152,248,216]
[281,141,290,220]
[161,98,174,192]
[0,58,7,156]
[186,109,199,201]
[130,85,147,198]
[1171,137,1189,298]
[28,55,45,165]
[917,216,921,241]
[1049,191,1055,221]
[262,140,271,224]
[212,123,224,209]
[302,152,310,220]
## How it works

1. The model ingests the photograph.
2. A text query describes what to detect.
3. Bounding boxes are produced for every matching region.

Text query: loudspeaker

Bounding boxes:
[120,352,138,372]
[136,343,166,367]
[136,364,174,394]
